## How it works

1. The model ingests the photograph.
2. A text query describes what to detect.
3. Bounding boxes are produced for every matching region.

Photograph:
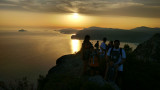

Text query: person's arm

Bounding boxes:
[100,46,105,51]
[118,49,126,66]
[118,59,126,66]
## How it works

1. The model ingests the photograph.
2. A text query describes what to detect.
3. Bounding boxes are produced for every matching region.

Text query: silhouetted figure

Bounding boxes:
[81,35,93,75]
[108,41,114,49]
[99,37,108,77]
[94,41,99,50]
[105,40,126,89]
[100,37,107,56]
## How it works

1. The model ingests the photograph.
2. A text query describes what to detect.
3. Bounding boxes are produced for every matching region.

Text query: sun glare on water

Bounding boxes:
[71,39,80,53]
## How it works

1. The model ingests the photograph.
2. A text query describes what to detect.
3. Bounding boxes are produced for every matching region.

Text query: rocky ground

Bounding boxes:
[37,53,118,90]
[133,33,160,62]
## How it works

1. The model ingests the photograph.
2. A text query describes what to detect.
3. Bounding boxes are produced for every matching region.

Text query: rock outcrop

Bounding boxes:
[37,53,115,90]
[133,33,160,62]
[48,54,83,77]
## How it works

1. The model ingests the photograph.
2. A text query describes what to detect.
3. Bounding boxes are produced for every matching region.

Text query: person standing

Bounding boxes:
[99,37,107,77]
[81,35,93,75]
[105,40,126,89]
[108,41,114,49]
[100,37,107,56]
[94,41,99,50]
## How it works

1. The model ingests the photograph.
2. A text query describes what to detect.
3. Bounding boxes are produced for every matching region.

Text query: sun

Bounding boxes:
[73,13,79,19]
[66,12,84,23]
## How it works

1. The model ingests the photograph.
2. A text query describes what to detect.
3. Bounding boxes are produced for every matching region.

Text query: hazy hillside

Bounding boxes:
[71,26,160,43]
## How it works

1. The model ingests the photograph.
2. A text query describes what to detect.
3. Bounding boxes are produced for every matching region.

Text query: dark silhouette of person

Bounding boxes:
[105,40,126,89]
[94,41,99,50]
[108,41,114,49]
[81,35,93,75]
[99,37,108,77]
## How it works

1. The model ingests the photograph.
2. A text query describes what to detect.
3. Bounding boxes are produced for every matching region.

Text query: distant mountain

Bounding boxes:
[71,26,160,43]
[131,26,160,33]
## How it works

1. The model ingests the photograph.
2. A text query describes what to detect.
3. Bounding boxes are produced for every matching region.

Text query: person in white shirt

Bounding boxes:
[100,37,107,56]
[105,40,126,88]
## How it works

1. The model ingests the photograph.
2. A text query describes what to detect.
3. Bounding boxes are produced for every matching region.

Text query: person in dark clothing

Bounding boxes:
[94,41,99,50]
[105,40,126,89]
[99,37,108,77]
[81,35,93,75]
[108,41,114,49]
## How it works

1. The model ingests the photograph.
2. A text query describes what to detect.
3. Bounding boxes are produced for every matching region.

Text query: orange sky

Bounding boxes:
[1,0,160,30]
[0,10,160,30]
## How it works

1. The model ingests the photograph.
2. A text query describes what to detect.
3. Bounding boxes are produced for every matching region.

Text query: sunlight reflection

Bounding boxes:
[71,39,80,53]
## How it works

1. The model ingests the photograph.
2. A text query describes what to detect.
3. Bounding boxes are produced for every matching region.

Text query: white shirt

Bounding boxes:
[107,48,126,71]
[100,42,106,55]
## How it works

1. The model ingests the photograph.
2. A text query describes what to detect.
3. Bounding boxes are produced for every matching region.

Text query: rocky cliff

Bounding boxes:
[133,33,160,62]
[37,53,115,90]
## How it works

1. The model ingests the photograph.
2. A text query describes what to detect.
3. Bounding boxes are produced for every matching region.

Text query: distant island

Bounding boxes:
[71,26,160,43]
[18,29,27,32]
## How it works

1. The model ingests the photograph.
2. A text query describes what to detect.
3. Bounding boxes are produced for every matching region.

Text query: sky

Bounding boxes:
[0,0,160,29]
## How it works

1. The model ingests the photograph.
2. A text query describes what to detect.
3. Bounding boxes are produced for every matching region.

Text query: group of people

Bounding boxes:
[81,35,126,88]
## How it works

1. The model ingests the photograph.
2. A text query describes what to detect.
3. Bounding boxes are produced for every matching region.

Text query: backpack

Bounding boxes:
[89,51,99,67]
[110,48,122,63]
[83,42,92,49]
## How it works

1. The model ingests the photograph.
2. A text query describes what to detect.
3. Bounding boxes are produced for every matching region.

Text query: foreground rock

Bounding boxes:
[37,53,114,90]
[133,33,160,62]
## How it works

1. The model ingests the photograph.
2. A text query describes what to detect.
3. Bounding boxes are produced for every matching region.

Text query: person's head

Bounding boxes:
[114,40,120,48]
[103,37,107,43]
[97,41,99,43]
[109,41,113,45]
[84,35,90,42]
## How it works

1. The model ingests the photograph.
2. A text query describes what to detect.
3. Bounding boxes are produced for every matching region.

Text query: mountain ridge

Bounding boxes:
[71,26,160,43]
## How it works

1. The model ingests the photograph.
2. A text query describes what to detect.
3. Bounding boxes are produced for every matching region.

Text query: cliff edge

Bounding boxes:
[133,33,160,62]
[37,53,114,90]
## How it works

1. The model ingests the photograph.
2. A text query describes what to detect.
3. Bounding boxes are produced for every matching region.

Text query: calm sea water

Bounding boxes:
[0,30,138,84]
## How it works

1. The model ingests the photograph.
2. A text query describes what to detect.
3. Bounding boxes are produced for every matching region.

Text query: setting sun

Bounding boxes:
[73,13,79,19]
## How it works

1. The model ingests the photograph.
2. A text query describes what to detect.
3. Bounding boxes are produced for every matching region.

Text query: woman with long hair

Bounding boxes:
[81,35,93,75]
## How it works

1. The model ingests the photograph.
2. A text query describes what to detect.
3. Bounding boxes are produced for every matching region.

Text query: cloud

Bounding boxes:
[0,0,160,18]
